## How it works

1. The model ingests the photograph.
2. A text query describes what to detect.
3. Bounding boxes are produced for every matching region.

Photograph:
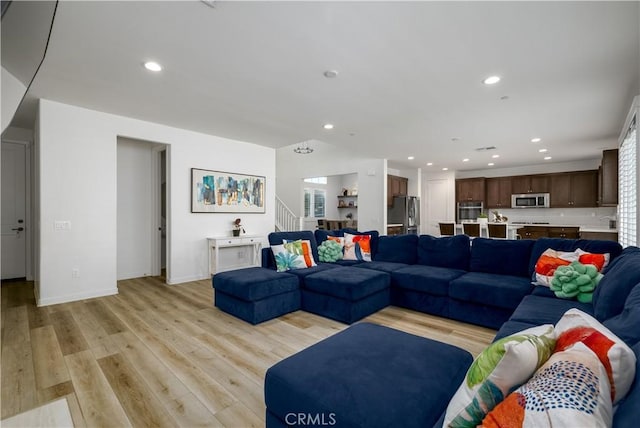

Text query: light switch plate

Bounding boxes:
[54,220,71,230]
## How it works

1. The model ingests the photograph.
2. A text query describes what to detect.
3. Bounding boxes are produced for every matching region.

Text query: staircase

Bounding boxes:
[275,196,303,231]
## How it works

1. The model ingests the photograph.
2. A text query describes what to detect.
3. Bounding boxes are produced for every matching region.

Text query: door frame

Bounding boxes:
[150,144,168,278]
[1,139,32,280]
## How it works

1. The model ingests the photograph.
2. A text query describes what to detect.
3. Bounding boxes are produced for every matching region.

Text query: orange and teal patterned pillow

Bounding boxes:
[343,233,371,262]
[444,325,556,427]
[481,343,613,427]
[553,308,636,405]
[271,239,317,272]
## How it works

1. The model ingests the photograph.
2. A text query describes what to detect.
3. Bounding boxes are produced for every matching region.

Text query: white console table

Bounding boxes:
[208,235,262,275]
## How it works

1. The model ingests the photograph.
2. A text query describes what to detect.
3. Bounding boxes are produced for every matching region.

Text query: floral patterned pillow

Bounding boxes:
[271,239,317,272]
[444,325,556,427]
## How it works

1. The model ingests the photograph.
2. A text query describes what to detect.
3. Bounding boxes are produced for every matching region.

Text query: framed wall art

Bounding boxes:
[191,168,265,213]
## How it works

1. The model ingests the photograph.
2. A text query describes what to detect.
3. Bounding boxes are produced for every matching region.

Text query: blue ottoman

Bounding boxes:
[302,266,391,324]
[265,323,473,428]
[213,267,300,324]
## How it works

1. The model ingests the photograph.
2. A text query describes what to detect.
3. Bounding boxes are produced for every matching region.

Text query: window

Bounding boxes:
[304,188,326,218]
[304,176,327,184]
[619,114,637,247]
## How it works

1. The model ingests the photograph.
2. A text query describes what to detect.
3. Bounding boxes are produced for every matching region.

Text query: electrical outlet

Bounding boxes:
[72,268,80,278]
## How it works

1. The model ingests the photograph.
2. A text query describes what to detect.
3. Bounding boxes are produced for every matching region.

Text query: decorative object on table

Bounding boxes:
[491,210,509,223]
[232,218,245,236]
[191,168,265,213]
[477,212,489,225]
[318,240,344,262]
[550,261,602,303]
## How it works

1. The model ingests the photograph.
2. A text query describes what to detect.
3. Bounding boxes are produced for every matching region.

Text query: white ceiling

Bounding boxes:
[4,1,640,171]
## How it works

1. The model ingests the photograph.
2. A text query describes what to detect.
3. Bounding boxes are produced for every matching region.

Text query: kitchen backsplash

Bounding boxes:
[489,207,617,228]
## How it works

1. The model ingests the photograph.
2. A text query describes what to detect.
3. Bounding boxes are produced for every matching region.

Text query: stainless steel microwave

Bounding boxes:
[511,193,550,208]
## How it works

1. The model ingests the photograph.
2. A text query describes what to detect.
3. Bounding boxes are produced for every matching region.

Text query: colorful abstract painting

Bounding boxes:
[191,168,265,213]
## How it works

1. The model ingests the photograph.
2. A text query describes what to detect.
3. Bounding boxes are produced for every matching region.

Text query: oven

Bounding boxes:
[457,201,483,222]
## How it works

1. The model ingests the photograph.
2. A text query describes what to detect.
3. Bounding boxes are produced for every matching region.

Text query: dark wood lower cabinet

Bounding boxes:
[516,226,579,240]
[580,231,619,241]
[387,226,403,236]
[547,227,580,239]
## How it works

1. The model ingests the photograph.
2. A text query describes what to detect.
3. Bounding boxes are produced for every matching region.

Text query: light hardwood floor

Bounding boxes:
[1,276,495,427]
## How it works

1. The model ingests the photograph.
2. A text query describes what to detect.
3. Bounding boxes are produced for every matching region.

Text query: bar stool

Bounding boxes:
[438,222,456,237]
[487,222,508,239]
[462,222,480,238]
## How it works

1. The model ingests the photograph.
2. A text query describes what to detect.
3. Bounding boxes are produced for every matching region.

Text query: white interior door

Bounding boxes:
[424,178,450,236]
[1,142,27,279]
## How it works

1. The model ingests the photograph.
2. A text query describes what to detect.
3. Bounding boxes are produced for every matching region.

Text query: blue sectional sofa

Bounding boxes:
[251,231,640,427]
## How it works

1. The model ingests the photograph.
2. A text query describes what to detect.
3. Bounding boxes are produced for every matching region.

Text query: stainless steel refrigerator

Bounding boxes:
[388,196,420,235]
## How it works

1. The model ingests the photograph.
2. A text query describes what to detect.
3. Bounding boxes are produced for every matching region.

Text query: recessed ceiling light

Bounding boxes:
[426,162,433,166]
[492,154,500,159]
[544,156,552,160]
[531,137,541,143]
[442,167,449,171]
[539,148,548,153]
[488,162,495,166]
[323,70,338,78]
[323,123,334,130]
[462,158,470,162]
[408,156,415,160]
[483,75,501,85]
[144,61,162,72]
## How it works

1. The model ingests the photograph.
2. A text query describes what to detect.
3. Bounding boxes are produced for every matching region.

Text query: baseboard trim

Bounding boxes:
[37,287,119,307]
[167,274,210,285]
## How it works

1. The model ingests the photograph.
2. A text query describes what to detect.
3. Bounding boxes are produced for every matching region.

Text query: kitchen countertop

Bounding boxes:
[511,224,618,233]
[578,227,618,233]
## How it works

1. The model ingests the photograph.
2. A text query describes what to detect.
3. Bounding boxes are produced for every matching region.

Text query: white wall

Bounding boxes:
[2,126,33,142]
[396,167,422,197]
[455,158,600,179]
[276,140,386,232]
[1,67,27,132]
[117,138,155,280]
[37,99,275,306]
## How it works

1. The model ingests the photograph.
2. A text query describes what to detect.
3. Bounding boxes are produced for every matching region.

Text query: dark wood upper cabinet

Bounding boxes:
[485,177,512,208]
[550,171,598,208]
[387,175,408,206]
[600,149,618,206]
[511,175,550,194]
[456,178,485,202]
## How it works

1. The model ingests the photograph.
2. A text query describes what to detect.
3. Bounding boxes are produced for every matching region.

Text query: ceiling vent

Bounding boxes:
[474,146,497,151]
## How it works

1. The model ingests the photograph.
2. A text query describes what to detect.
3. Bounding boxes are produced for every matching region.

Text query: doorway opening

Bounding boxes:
[116,137,168,281]
[1,141,31,281]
